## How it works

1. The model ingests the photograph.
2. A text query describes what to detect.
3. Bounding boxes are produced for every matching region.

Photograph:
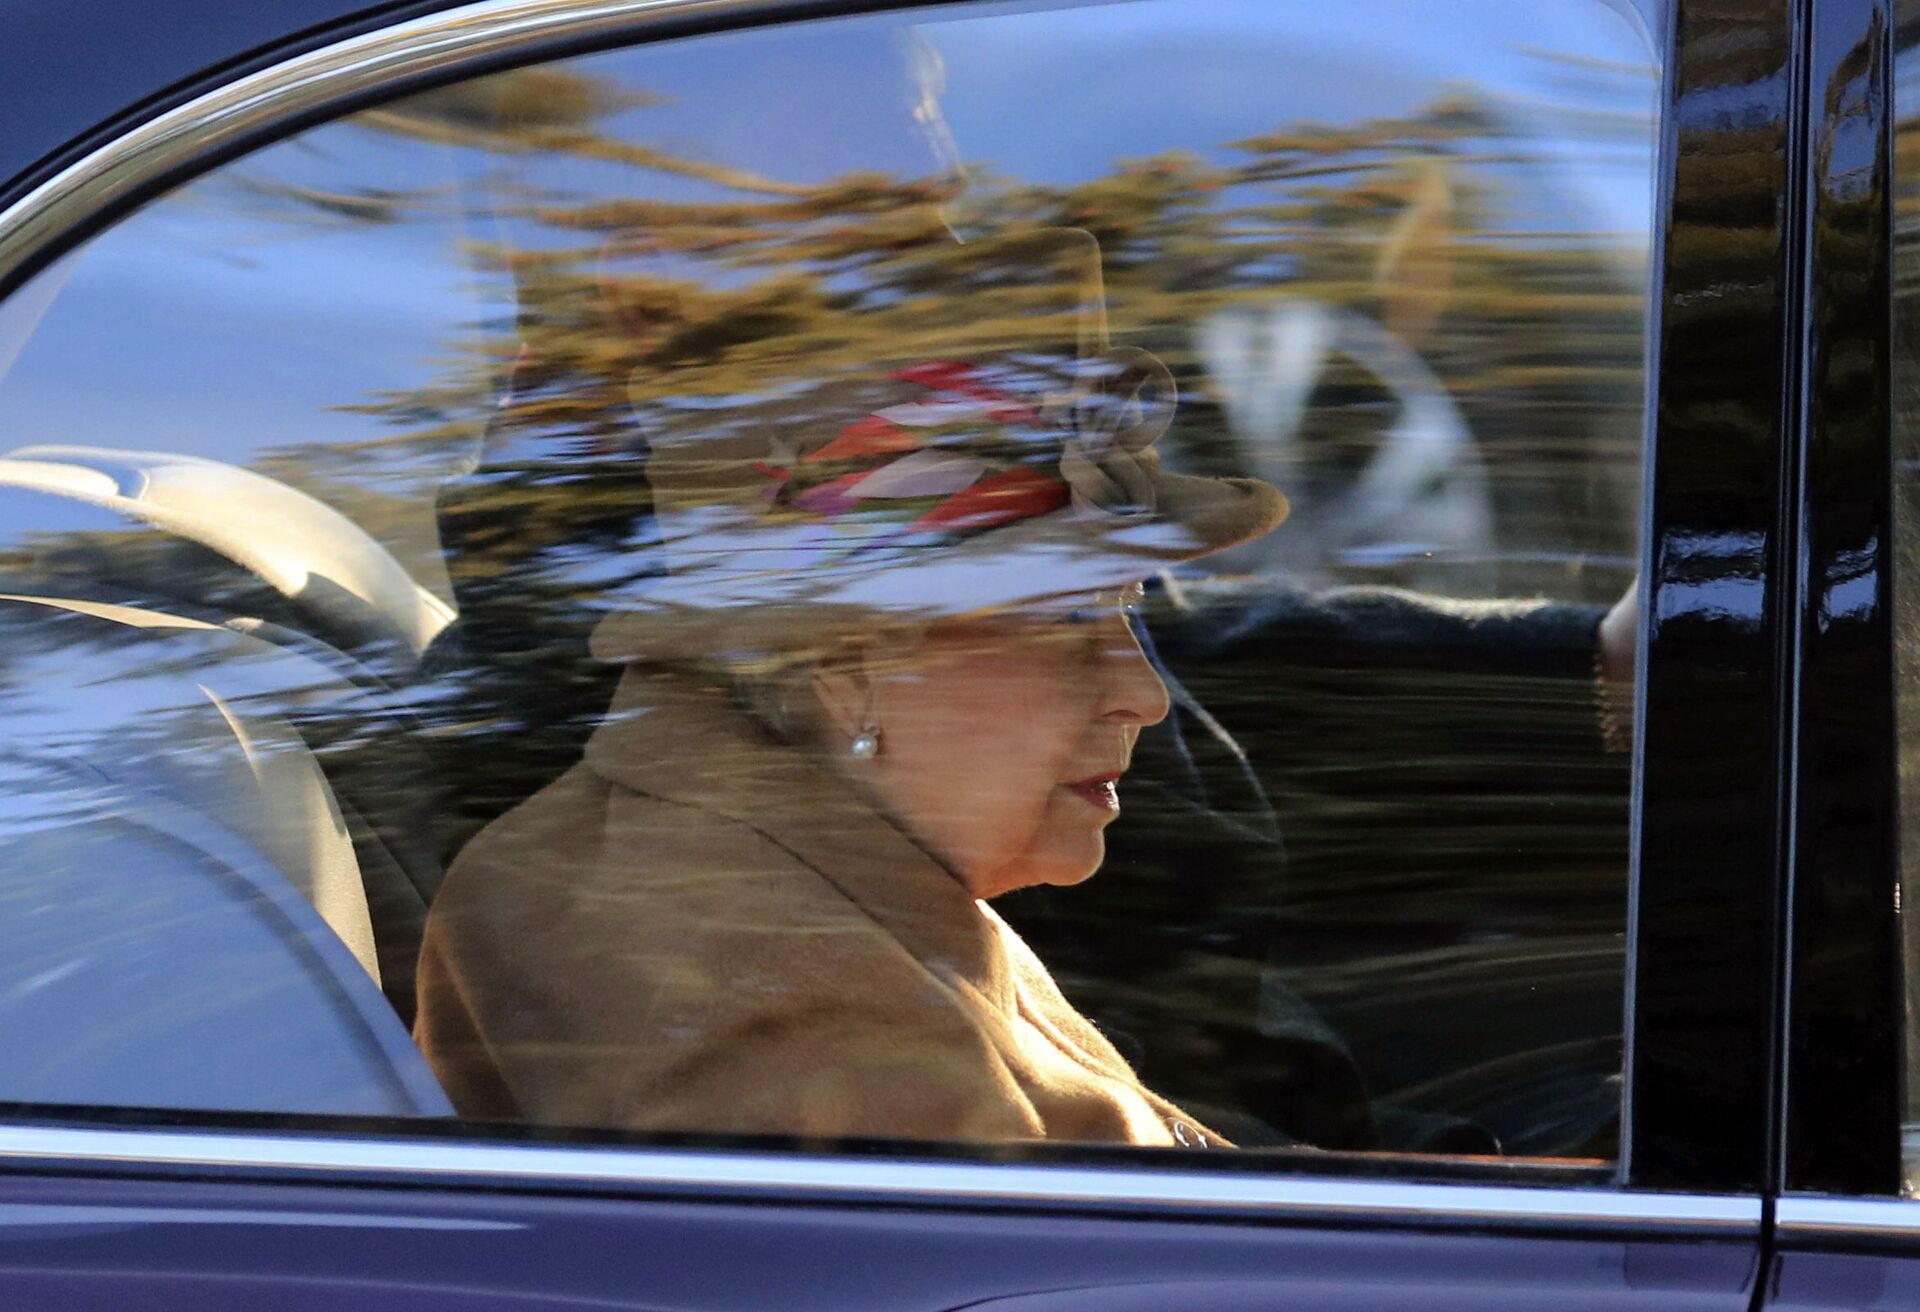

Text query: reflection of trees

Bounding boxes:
[298,68,1645,854]
[314,72,1646,597]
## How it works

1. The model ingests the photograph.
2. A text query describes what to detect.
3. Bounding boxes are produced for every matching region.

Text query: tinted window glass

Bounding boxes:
[0,0,1653,1160]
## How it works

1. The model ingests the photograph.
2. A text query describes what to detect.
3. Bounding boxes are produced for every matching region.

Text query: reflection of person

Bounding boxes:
[1060,574,1636,1156]
[414,343,1289,1146]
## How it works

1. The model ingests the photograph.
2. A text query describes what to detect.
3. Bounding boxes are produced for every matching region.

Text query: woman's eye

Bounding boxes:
[1074,601,1140,624]
[1058,588,1141,625]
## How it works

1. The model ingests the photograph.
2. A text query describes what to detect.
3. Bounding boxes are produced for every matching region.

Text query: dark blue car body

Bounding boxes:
[0,0,1913,1305]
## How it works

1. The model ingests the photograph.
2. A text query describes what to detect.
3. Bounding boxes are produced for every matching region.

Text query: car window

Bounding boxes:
[0,0,1654,1164]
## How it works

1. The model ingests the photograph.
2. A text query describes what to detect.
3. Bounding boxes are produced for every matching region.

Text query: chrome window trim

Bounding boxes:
[1775,1196,1920,1241]
[0,1123,1755,1232]
[0,0,844,287]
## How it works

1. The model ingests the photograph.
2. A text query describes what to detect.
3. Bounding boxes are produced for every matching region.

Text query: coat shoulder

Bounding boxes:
[417,765,1007,1133]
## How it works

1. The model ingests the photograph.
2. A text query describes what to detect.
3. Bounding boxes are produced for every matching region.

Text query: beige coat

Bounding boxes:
[415,665,1220,1147]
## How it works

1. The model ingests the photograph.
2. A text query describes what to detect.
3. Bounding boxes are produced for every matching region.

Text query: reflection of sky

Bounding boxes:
[0,120,485,468]
[0,0,1656,519]
[924,0,1654,235]
[536,0,1655,230]
[1898,40,1920,132]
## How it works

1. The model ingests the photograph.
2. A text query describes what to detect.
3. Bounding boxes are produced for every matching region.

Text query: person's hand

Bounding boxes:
[1597,577,1639,687]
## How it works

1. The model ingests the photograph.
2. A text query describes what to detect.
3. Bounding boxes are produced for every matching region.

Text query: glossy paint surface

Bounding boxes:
[1632,0,1794,1193]
[0,1166,1761,1312]
[1771,1202,1920,1312]
[1781,0,1902,1198]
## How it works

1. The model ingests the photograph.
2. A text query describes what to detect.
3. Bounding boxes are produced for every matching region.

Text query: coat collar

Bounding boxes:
[582,664,1011,1008]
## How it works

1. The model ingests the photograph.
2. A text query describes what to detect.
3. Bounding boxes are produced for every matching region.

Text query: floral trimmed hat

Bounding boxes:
[593,229,1287,658]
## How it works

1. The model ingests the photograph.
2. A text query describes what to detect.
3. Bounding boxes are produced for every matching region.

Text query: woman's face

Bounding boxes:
[851,584,1171,900]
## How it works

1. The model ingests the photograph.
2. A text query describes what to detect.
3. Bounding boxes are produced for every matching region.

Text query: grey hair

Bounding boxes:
[718,653,822,746]
[699,618,930,747]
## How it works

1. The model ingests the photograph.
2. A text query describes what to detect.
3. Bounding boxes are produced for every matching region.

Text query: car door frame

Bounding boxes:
[0,0,1809,1300]
[1766,0,1920,1280]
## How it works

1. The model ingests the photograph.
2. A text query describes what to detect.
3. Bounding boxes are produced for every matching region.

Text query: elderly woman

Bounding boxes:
[413,274,1291,1145]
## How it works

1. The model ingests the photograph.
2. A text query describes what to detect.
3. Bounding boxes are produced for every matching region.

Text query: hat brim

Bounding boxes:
[590,466,1284,663]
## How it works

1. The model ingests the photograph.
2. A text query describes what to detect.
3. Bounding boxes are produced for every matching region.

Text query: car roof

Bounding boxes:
[0,0,447,204]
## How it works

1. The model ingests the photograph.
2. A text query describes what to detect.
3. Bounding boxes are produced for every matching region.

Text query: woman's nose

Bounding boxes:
[1097,617,1172,727]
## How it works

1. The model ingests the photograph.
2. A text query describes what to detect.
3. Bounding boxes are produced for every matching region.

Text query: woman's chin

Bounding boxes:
[975,834,1106,900]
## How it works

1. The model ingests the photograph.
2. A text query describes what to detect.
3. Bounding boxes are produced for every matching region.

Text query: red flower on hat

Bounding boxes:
[894,360,1040,425]
[907,466,1070,534]
[757,360,1076,553]
[801,414,917,464]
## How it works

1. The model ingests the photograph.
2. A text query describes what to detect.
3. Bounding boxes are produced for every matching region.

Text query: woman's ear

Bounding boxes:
[809,656,873,742]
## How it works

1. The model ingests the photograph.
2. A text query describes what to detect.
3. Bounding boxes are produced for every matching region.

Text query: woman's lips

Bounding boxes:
[1064,774,1122,813]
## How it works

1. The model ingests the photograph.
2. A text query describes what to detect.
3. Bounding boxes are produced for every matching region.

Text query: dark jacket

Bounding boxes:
[1000,583,1626,1155]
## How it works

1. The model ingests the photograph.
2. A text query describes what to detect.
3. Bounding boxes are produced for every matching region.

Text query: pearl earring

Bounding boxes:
[849,727,880,759]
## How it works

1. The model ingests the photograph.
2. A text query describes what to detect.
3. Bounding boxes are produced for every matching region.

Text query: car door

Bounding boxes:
[0,0,1789,1305]
[1765,0,1920,1303]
